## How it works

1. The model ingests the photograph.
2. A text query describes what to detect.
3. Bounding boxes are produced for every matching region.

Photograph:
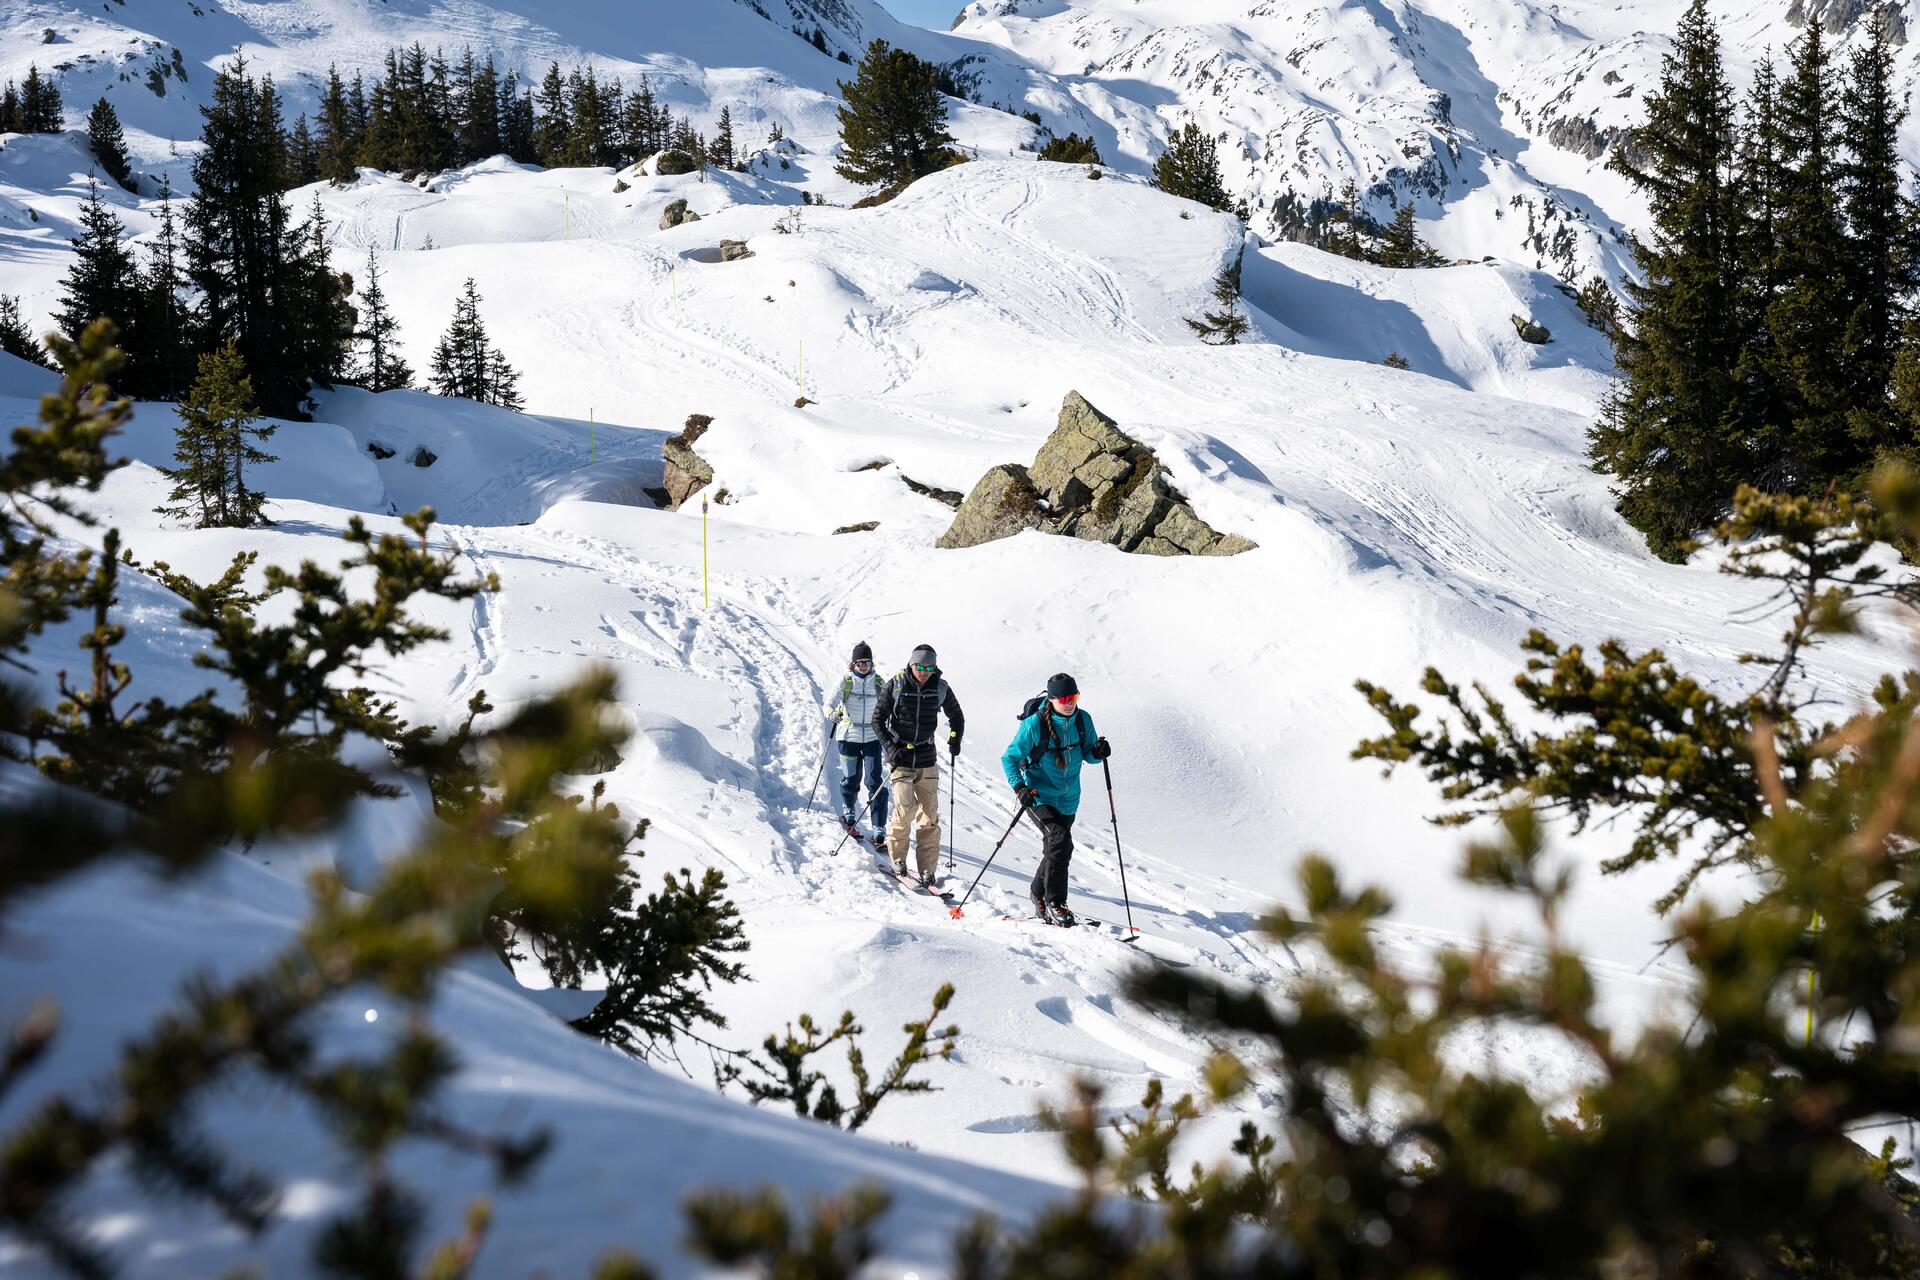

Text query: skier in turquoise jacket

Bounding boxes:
[1001,672,1110,926]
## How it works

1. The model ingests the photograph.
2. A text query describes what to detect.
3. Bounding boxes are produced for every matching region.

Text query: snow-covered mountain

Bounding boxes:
[5,1,1920,1274]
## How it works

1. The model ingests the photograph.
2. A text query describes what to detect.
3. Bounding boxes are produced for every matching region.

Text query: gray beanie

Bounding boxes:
[910,643,937,668]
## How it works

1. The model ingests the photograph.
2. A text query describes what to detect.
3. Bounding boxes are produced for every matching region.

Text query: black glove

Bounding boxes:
[1089,736,1111,761]
[948,732,961,759]
[886,742,908,768]
[1016,784,1038,807]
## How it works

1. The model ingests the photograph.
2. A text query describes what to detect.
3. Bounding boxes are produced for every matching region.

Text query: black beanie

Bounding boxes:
[1047,672,1079,698]
[851,641,872,662]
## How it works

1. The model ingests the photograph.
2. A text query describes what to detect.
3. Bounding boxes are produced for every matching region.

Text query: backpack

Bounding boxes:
[1016,694,1091,771]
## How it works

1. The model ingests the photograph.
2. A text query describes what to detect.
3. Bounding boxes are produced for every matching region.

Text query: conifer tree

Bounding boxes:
[501,74,537,163]
[1378,201,1440,267]
[187,59,352,417]
[1588,0,1742,559]
[430,278,522,409]
[1037,132,1100,164]
[1836,12,1915,459]
[1764,23,1853,487]
[623,76,666,162]
[709,105,737,170]
[129,178,192,401]
[1151,121,1229,211]
[317,64,361,183]
[158,342,277,529]
[834,39,955,188]
[19,64,62,133]
[85,97,133,191]
[352,248,413,392]
[1186,267,1251,345]
[461,51,502,161]
[0,83,20,134]
[0,294,51,368]
[54,179,137,344]
[1726,55,1788,482]
[287,112,321,186]
[535,62,570,166]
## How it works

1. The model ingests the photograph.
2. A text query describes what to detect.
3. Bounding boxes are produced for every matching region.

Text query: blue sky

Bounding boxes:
[875,0,958,28]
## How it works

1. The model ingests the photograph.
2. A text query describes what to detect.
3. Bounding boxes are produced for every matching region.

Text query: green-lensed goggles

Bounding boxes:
[912,663,934,672]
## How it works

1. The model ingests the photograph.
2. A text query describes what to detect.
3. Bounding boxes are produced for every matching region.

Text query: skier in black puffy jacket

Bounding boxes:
[872,643,964,888]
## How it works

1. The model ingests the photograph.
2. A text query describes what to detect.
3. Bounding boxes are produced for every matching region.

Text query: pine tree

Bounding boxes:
[1835,11,1915,460]
[1186,267,1251,345]
[130,178,192,401]
[709,105,737,170]
[1726,55,1788,484]
[1764,23,1853,487]
[1588,0,1742,559]
[1152,122,1229,211]
[353,248,413,392]
[834,39,956,188]
[623,75,667,161]
[430,278,521,409]
[535,62,570,166]
[502,77,537,164]
[0,294,51,368]
[19,65,62,133]
[317,64,360,183]
[158,342,277,528]
[54,179,137,343]
[462,52,501,162]
[85,97,134,191]
[1319,180,1370,260]
[0,83,20,134]
[1378,201,1440,267]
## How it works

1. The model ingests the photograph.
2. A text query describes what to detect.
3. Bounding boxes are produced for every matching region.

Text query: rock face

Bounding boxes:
[654,149,699,176]
[719,238,754,261]
[662,414,716,509]
[659,198,700,230]
[937,393,1256,557]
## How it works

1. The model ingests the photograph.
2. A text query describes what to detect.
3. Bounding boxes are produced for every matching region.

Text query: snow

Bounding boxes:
[3,8,1918,1274]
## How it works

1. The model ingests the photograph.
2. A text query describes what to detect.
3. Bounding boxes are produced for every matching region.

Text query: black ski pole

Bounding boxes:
[806,734,830,812]
[946,745,958,874]
[949,802,1029,919]
[1102,758,1138,939]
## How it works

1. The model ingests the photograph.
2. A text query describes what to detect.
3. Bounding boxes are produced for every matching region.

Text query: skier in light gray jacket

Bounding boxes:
[825,641,888,835]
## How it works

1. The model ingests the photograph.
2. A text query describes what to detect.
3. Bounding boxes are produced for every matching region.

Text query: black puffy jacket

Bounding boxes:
[873,667,965,769]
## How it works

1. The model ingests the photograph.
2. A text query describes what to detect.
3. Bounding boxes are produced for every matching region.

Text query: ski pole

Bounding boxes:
[806,733,830,811]
[946,752,957,874]
[949,802,1029,919]
[1102,758,1138,939]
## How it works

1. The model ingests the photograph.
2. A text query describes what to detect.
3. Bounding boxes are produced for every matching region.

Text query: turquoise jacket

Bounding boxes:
[1002,707,1099,815]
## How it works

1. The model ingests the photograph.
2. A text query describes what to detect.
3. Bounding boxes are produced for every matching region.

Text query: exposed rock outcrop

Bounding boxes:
[662,414,715,509]
[654,149,699,176]
[937,393,1256,557]
[720,238,754,261]
[659,198,700,230]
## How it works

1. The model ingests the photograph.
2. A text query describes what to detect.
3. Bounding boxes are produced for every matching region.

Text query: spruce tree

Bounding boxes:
[1152,121,1230,211]
[833,39,955,188]
[187,58,351,417]
[1836,12,1915,460]
[0,83,20,134]
[535,62,570,166]
[85,97,134,191]
[1588,0,1742,559]
[54,179,137,344]
[709,105,737,170]
[19,65,62,133]
[1378,201,1440,267]
[1727,55,1789,483]
[317,64,360,183]
[624,76,666,162]
[158,342,277,528]
[1764,23,1853,486]
[0,294,50,368]
[430,278,522,409]
[287,112,321,186]
[462,52,502,162]
[1186,267,1251,345]
[352,248,414,392]
[130,178,192,401]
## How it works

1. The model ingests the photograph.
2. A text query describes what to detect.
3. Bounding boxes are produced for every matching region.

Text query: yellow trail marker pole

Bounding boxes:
[701,494,710,609]
[1808,911,1820,1043]
[564,187,571,239]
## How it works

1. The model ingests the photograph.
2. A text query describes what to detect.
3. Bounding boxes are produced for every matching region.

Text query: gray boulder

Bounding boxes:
[659,198,700,230]
[662,414,716,510]
[655,149,699,176]
[935,464,1044,549]
[937,392,1256,557]
[720,239,754,261]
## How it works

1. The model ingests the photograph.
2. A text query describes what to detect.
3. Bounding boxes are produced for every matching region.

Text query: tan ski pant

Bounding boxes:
[886,765,941,876]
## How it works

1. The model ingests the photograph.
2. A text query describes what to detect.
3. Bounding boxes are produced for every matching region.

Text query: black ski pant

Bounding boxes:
[1030,804,1076,905]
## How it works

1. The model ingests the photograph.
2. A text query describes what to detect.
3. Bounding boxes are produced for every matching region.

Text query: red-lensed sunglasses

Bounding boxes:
[1052,693,1080,705]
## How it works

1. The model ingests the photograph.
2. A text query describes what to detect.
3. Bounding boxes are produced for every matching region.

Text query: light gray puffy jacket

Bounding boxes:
[825,669,883,744]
